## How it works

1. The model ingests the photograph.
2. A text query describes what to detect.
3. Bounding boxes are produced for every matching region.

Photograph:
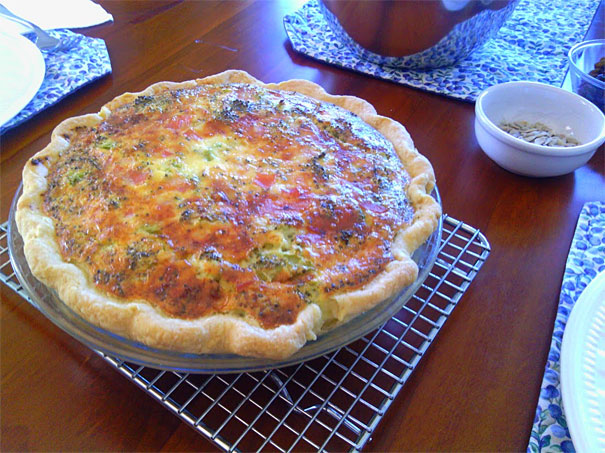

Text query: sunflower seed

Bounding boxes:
[498,120,580,147]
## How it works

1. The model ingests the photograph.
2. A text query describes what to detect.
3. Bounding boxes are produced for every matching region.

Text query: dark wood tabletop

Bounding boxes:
[1,1,603,451]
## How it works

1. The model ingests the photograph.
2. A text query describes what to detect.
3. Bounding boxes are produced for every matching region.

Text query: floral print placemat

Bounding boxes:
[528,201,605,453]
[284,0,601,102]
[1,29,111,133]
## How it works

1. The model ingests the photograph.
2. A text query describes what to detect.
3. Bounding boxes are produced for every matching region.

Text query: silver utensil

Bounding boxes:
[0,4,76,52]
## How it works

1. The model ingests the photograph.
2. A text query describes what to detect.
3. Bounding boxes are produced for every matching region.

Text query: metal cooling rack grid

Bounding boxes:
[0,214,490,452]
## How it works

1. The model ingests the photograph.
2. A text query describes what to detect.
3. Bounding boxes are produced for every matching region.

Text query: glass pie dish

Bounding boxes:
[8,184,442,373]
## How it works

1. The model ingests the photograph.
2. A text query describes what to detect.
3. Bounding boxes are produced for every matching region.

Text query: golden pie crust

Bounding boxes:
[16,70,441,359]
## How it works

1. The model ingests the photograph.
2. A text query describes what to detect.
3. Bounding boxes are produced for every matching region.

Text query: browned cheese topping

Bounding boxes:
[38,83,413,328]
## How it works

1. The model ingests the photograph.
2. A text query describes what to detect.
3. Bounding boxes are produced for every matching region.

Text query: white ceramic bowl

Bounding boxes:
[474,81,605,177]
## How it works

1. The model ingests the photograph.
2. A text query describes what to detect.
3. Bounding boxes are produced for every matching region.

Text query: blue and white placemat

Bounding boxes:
[1,29,111,133]
[527,201,605,453]
[284,0,601,102]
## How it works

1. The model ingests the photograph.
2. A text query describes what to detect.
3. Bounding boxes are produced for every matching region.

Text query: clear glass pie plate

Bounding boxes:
[9,184,442,373]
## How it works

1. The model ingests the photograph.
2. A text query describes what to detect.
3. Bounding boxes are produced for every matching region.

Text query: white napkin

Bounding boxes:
[0,0,112,34]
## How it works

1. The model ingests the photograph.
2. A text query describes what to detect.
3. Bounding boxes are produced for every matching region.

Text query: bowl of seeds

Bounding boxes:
[474,81,605,177]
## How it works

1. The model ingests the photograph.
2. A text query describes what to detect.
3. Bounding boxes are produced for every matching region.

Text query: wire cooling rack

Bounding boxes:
[0,214,489,452]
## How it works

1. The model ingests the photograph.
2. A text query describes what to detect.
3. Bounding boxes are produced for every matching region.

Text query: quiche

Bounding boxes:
[16,70,441,359]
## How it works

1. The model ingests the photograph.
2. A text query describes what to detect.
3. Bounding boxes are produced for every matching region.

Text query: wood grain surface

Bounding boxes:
[1,1,603,451]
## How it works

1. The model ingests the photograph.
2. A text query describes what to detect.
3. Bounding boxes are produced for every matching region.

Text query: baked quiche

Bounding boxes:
[16,70,441,359]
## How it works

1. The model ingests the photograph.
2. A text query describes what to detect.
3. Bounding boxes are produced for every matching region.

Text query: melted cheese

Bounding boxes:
[41,83,413,328]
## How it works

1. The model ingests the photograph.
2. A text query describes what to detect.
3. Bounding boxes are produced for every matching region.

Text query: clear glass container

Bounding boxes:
[568,39,605,112]
[9,185,442,373]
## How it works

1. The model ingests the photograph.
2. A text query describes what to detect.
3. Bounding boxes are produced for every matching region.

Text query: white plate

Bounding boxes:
[0,31,45,127]
[561,270,605,453]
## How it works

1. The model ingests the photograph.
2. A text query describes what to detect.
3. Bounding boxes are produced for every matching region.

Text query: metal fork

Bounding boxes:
[0,4,76,52]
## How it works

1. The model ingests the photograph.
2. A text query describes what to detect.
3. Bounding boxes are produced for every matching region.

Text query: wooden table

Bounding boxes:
[1,1,603,451]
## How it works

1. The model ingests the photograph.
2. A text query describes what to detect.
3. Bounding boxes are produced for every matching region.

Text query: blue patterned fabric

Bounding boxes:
[527,202,605,453]
[1,29,111,133]
[314,0,520,70]
[284,0,601,102]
